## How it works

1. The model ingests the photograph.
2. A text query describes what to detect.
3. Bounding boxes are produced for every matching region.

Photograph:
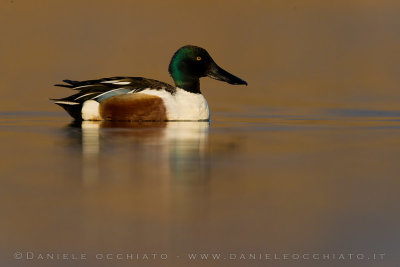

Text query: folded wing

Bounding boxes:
[52,76,175,120]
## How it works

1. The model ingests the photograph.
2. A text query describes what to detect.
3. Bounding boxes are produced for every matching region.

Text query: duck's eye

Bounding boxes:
[196,56,202,61]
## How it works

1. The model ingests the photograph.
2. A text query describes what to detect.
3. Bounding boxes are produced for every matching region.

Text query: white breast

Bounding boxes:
[140,88,210,121]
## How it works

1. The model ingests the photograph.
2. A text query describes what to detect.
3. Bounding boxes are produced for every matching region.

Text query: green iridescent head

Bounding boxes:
[168,45,247,93]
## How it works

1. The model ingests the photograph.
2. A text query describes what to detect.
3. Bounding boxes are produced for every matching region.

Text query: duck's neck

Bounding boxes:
[169,59,202,94]
[174,77,201,94]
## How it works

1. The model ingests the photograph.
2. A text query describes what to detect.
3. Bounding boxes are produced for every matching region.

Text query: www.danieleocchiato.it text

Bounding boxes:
[13,251,386,262]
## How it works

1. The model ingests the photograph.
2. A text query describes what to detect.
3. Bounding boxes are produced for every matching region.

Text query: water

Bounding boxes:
[0,109,399,267]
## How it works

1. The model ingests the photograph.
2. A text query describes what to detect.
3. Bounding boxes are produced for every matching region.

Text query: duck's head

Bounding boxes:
[168,45,247,93]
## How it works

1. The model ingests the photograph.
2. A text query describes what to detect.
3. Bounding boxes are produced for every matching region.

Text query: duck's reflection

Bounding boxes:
[67,120,210,186]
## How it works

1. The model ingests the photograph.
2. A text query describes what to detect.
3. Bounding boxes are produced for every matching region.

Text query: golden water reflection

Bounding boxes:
[71,121,211,187]
[1,112,400,267]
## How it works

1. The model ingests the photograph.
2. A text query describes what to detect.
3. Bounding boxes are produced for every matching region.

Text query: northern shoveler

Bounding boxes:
[53,45,247,121]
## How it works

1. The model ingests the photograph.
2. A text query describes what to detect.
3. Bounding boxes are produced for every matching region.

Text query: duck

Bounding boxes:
[52,45,247,121]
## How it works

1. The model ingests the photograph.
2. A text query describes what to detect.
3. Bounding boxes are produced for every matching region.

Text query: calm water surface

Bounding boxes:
[0,109,399,267]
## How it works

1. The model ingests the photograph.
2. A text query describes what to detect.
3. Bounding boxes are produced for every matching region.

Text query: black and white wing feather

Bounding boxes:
[52,76,175,120]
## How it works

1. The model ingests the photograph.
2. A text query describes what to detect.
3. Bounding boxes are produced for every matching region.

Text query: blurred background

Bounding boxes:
[1,0,400,112]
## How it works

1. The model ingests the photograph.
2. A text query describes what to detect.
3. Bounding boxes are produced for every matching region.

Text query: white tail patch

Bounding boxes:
[73,84,94,89]
[74,92,98,100]
[55,101,79,105]
[81,100,101,121]
[113,81,131,85]
[101,80,131,85]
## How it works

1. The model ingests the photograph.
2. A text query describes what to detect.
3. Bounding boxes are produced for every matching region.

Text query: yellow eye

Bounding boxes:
[196,56,202,61]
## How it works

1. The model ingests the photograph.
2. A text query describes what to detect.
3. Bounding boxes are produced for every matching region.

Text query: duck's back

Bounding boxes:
[53,77,209,121]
